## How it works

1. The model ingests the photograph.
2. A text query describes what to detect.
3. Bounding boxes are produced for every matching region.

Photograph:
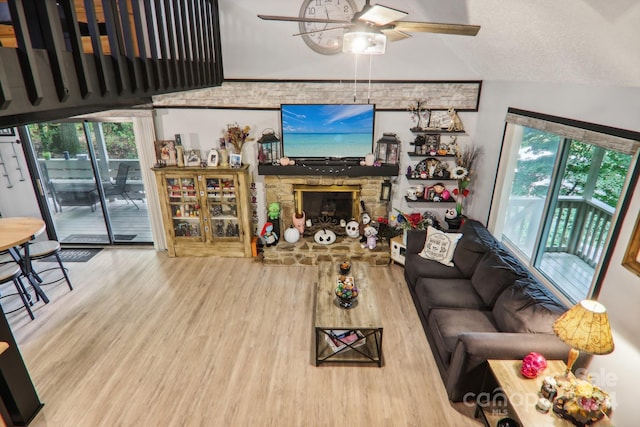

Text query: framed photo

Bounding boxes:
[186,149,201,166]
[229,153,242,168]
[0,127,16,136]
[207,149,219,167]
[428,110,452,130]
[622,213,640,277]
[154,140,177,165]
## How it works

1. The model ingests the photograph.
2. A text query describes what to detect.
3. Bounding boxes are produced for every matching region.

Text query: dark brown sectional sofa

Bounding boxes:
[404,219,575,401]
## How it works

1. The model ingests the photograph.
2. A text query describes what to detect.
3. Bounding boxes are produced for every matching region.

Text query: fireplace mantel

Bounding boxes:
[258,164,399,177]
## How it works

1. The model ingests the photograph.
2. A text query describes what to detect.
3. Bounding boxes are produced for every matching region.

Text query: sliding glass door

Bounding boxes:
[494,120,633,303]
[25,120,152,245]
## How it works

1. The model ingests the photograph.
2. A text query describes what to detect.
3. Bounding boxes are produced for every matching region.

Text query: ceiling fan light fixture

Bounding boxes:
[342,29,386,55]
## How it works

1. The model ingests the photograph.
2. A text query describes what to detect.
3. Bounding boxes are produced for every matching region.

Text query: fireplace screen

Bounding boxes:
[294,185,360,232]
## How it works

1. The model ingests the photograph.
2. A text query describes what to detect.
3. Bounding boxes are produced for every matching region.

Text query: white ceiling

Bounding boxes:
[218,0,640,87]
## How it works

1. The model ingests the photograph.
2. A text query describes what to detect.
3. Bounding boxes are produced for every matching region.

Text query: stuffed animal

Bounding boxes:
[360,224,378,250]
[444,208,462,230]
[260,222,278,246]
[359,212,371,243]
[345,220,360,238]
[267,202,280,220]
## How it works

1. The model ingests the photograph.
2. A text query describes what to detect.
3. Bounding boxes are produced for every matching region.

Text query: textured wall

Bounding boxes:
[153,80,481,111]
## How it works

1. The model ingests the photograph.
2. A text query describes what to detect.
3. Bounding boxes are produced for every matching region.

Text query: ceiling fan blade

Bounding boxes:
[358,4,407,26]
[393,21,481,36]
[292,25,352,37]
[381,28,412,42]
[257,14,350,25]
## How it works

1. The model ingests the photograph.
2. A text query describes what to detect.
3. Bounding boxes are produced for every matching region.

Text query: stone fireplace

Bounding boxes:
[262,174,392,265]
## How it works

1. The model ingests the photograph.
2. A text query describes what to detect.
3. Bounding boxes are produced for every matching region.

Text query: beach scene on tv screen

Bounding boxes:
[281,104,374,158]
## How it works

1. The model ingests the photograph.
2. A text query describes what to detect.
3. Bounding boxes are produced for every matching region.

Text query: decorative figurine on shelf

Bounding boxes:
[361,224,378,250]
[448,136,459,155]
[260,222,278,247]
[447,107,465,132]
[292,211,305,235]
[427,183,450,202]
[444,208,462,230]
[408,99,431,131]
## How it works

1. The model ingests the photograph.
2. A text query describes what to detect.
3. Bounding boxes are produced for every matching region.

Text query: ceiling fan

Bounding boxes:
[258,0,480,55]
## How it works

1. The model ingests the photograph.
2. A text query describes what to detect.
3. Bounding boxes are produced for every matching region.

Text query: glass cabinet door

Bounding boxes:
[205,176,241,240]
[165,176,203,238]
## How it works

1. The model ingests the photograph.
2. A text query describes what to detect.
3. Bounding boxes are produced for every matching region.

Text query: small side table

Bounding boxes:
[390,235,406,266]
[476,360,613,427]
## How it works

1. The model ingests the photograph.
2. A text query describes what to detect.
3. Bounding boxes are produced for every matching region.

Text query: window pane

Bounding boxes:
[537,141,631,302]
[502,126,562,259]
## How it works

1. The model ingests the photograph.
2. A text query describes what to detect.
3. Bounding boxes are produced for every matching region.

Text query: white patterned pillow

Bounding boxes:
[418,226,463,267]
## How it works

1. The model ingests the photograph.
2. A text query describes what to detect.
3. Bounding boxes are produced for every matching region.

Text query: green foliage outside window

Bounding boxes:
[511,127,631,208]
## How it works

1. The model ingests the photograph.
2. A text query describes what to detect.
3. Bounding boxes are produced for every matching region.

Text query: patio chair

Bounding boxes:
[103,163,139,209]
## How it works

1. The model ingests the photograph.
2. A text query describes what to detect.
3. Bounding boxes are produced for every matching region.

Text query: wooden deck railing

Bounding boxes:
[0,0,222,128]
[505,196,613,268]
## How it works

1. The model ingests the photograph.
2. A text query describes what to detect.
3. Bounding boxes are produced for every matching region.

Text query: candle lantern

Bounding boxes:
[375,133,400,164]
[257,129,281,165]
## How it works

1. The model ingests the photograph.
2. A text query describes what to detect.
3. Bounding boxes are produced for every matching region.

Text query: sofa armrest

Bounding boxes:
[444,332,570,401]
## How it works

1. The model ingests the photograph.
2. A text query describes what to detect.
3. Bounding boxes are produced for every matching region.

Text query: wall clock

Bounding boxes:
[297,0,357,55]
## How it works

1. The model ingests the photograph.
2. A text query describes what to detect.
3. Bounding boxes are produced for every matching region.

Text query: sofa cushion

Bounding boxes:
[418,226,463,267]
[452,220,496,277]
[428,309,499,365]
[470,250,528,307]
[415,277,487,315]
[493,278,567,334]
[404,253,466,289]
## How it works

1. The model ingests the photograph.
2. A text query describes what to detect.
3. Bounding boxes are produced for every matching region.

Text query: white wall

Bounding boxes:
[0,132,41,219]
[473,81,640,424]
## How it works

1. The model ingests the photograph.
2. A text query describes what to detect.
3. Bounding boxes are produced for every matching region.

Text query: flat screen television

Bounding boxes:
[280,104,375,160]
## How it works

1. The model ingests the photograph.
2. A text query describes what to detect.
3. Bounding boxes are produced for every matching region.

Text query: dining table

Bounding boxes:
[0,216,50,304]
[0,217,46,424]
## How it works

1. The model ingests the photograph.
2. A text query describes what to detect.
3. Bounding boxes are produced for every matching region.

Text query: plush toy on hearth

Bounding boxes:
[260,222,278,247]
[267,202,280,220]
[361,224,378,250]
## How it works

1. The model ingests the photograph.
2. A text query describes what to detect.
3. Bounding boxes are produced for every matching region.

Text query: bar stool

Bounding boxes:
[0,263,35,320]
[21,240,73,291]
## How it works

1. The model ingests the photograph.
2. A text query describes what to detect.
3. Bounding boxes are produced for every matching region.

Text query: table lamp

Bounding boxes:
[553,299,614,376]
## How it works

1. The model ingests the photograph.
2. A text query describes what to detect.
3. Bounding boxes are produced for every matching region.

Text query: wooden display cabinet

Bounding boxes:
[153,166,253,257]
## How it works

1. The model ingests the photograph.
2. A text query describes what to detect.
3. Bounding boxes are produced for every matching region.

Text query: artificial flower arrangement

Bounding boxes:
[225,123,253,153]
[451,144,483,216]
[393,209,440,231]
[552,377,612,425]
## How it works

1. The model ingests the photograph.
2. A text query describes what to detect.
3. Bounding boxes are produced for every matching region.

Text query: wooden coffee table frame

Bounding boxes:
[314,261,383,366]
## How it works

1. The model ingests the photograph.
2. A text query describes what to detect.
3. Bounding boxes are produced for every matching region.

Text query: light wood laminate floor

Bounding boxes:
[6,249,479,427]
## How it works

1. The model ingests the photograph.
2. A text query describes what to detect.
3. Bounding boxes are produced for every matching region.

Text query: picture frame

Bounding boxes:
[0,127,16,136]
[186,149,201,166]
[622,213,640,277]
[154,140,177,165]
[229,153,242,168]
[207,149,219,167]
[428,110,452,130]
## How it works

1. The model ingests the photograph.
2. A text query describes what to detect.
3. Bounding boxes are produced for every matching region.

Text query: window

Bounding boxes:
[490,109,639,303]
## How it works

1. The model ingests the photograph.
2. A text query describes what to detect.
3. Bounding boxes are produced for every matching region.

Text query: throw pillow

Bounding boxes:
[418,226,463,267]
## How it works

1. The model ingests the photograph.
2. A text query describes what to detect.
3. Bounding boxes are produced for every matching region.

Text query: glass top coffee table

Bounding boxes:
[314,261,383,366]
